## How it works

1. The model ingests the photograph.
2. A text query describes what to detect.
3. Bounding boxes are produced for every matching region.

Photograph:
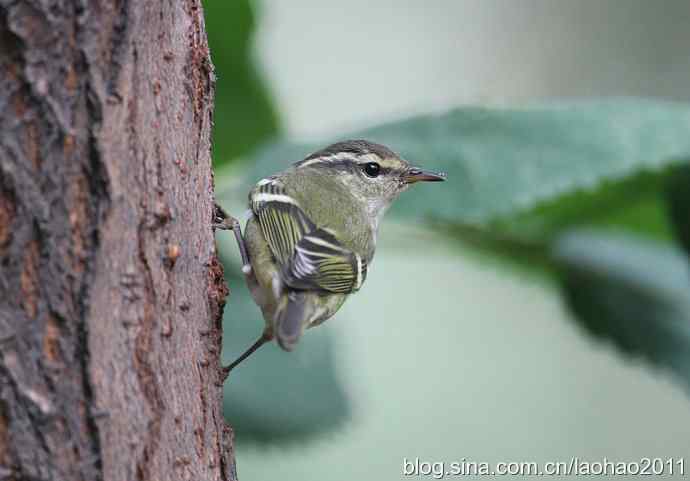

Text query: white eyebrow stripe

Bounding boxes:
[355,153,380,164]
[252,192,300,205]
[296,157,324,168]
[297,152,357,168]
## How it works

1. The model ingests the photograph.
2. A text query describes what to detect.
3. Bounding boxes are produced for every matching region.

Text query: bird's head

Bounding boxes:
[295,139,446,223]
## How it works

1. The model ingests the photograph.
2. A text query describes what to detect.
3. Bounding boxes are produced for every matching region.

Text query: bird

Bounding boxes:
[214,139,446,377]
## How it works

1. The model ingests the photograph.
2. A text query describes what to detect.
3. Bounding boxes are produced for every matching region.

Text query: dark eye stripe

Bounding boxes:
[369,166,393,176]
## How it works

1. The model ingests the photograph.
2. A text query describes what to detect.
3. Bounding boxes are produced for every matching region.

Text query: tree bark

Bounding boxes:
[0,1,235,480]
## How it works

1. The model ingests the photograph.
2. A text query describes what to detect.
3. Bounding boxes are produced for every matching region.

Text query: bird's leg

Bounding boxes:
[222,328,273,379]
[213,202,251,274]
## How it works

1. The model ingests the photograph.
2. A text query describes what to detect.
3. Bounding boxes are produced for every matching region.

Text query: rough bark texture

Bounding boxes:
[0,1,235,480]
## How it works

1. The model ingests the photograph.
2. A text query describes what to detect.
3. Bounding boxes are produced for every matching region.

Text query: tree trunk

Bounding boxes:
[0,1,235,480]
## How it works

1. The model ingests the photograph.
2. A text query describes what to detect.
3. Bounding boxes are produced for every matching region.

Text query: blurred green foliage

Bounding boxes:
[246,100,689,236]
[666,164,690,258]
[203,0,279,164]
[553,230,690,388]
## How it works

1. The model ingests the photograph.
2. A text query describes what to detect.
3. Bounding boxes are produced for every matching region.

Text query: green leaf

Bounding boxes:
[225,99,690,429]
[245,99,690,246]
[552,230,690,389]
[219,242,350,444]
[666,162,690,259]
[203,0,279,164]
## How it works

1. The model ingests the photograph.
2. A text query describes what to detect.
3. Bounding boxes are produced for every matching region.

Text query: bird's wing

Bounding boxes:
[250,178,367,294]
[250,177,315,265]
[284,228,367,293]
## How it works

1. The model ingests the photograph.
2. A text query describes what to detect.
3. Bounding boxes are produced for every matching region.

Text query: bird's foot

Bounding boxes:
[213,202,252,271]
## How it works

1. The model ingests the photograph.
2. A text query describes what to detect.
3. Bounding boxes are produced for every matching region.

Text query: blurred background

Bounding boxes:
[204,1,690,479]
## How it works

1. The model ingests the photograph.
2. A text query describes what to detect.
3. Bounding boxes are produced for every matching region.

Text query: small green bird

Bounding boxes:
[215,140,446,376]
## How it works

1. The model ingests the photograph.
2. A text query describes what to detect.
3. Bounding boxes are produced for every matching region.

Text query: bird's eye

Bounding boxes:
[363,162,381,178]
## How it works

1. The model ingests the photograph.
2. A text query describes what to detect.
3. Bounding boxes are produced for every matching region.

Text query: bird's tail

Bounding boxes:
[274,291,308,351]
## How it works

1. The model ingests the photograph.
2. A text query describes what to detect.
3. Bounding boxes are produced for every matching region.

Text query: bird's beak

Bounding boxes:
[403,167,447,184]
